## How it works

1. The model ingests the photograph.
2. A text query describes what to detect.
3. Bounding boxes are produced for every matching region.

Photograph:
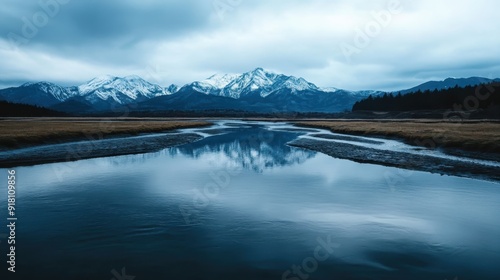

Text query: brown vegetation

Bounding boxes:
[295,120,500,153]
[0,118,211,149]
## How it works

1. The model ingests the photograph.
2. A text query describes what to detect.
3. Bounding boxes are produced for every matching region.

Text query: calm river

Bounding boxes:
[1,121,499,279]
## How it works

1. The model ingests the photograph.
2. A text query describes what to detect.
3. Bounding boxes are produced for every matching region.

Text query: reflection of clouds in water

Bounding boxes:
[6,122,500,279]
[100,122,318,172]
[104,150,170,166]
[298,210,435,235]
[169,127,316,172]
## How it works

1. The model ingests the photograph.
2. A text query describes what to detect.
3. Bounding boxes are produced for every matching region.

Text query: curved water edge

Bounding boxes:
[0,121,499,279]
[1,120,499,182]
[184,120,500,182]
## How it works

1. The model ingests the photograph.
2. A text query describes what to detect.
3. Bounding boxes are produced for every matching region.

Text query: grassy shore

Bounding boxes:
[0,118,211,150]
[295,120,500,153]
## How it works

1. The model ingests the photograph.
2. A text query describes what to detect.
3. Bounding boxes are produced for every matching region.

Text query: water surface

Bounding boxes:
[1,121,499,279]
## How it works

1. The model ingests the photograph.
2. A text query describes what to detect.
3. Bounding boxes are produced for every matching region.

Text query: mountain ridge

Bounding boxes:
[395,77,500,95]
[1,69,497,113]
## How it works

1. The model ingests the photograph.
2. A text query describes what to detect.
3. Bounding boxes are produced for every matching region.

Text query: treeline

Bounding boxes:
[92,109,348,119]
[0,100,67,117]
[352,83,500,112]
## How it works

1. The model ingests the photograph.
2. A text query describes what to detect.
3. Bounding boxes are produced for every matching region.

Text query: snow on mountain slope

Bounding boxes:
[269,75,319,94]
[21,82,78,101]
[321,87,339,93]
[223,68,282,98]
[0,81,81,107]
[8,69,495,114]
[77,75,115,94]
[204,73,242,88]
[186,68,322,99]
[78,75,168,103]
[183,73,241,96]
[0,68,386,109]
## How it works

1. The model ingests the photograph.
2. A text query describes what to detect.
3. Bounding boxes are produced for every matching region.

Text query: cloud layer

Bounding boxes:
[1,0,499,90]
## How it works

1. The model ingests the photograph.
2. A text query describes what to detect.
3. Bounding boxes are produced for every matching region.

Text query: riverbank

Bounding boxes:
[0,118,211,150]
[0,132,205,168]
[294,120,500,155]
[291,120,500,182]
[289,137,500,182]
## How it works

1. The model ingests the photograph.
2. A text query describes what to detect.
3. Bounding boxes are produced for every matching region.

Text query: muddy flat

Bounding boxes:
[0,133,203,168]
[289,137,500,182]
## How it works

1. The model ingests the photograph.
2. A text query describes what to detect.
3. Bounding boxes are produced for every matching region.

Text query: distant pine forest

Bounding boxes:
[0,101,66,117]
[353,82,500,116]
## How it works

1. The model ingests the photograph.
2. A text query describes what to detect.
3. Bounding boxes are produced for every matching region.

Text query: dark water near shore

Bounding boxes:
[1,122,499,279]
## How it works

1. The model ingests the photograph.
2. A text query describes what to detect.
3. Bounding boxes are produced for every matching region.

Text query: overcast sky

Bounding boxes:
[0,0,499,91]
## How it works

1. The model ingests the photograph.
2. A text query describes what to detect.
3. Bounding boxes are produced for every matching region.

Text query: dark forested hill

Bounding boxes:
[0,101,67,117]
[353,83,500,115]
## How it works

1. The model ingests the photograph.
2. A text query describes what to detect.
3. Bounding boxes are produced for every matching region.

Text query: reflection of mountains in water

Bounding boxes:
[170,127,316,172]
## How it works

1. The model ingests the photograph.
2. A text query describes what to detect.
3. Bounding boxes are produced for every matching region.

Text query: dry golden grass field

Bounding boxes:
[295,120,500,153]
[0,118,211,149]
[1,118,499,154]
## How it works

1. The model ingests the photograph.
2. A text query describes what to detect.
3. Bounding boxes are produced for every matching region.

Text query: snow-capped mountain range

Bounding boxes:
[187,68,321,99]
[78,75,167,100]
[1,68,496,113]
[2,75,176,107]
[0,68,384,112]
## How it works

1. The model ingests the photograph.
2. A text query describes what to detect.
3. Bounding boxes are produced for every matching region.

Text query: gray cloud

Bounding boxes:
[1,0,212,43]
[0,0,213,67]
[0,0,499,91]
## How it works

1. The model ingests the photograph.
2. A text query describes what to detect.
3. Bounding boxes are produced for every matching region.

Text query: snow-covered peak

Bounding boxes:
[78,75,118,94]
[20,81,77,101]
[185,72,243,95]
[253,67,276,76]
[221,68,279,97]
[246,68,278,83]
[184,68,324,98]
[78,75,168,102]
[203,73,242,89]
[279,76,319,92]
[224,68,321,97]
